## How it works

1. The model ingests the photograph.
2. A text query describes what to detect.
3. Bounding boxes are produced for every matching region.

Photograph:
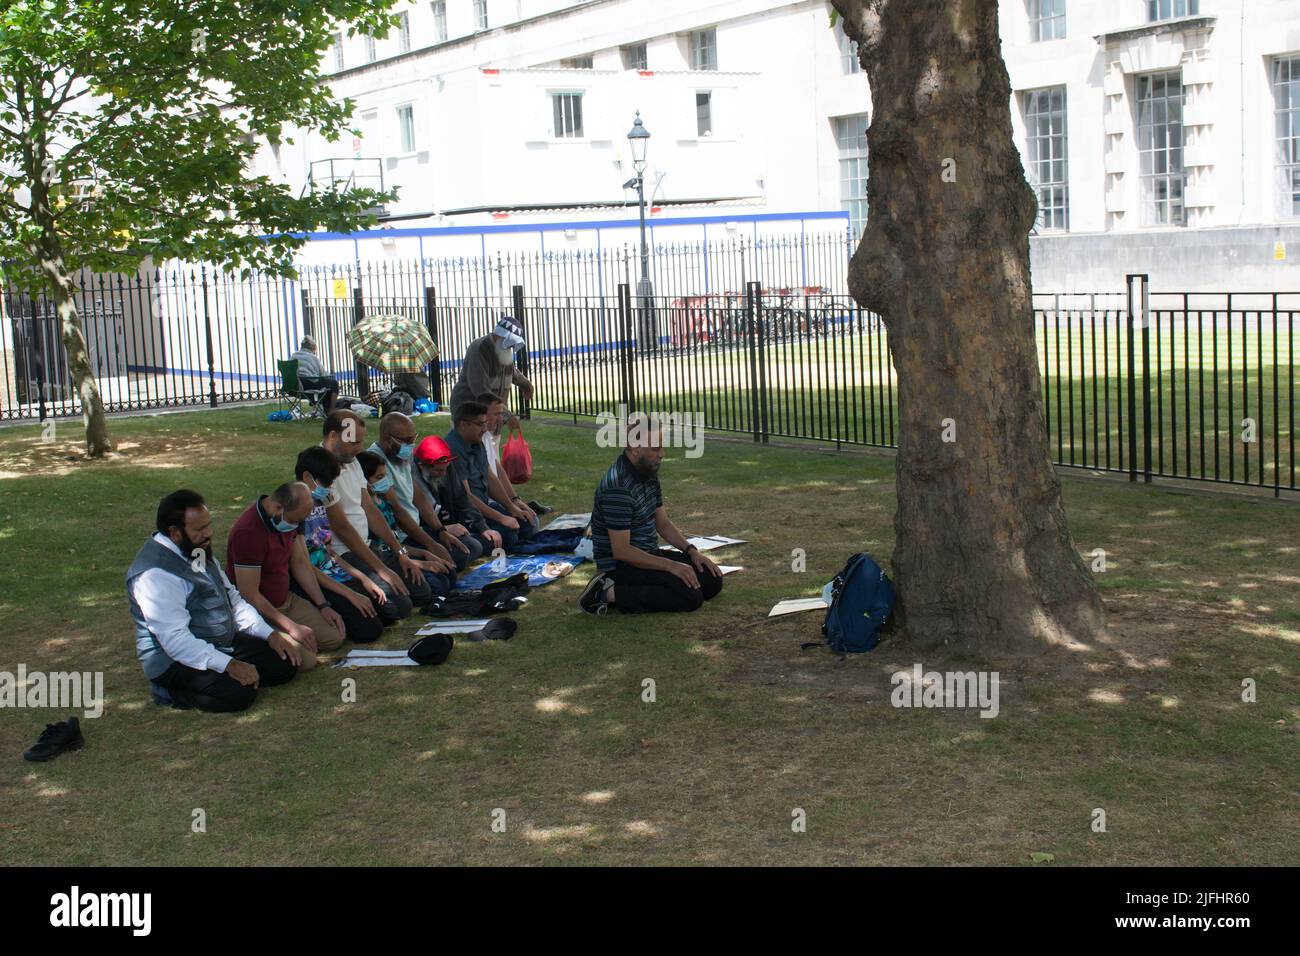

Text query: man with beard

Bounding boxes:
[449,316,533,430]
[126,489,301,712]
[580,413,724,616]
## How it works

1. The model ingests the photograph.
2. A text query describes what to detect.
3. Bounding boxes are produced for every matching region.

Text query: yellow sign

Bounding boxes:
[331,278,349,299]
[1275,241,1287,262]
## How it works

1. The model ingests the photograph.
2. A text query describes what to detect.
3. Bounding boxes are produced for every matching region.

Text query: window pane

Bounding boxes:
[1275,56,1300,217]
[1023,85,1069,231]
[696,92,712,137]
[836,114,869,234]
[1136,71,1186,225]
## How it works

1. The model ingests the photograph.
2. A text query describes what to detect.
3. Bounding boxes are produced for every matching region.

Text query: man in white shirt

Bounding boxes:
[321,409,432,615]
[479,391,539,537]
[126,489,302,712]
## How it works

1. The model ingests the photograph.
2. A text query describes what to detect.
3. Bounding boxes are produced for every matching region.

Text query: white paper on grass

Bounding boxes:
[543,513,591,531]
[768,597,828,617]
[415,619,492,636]
[718,566,743,575]
[664,535,747,553]
[332,652,420,668]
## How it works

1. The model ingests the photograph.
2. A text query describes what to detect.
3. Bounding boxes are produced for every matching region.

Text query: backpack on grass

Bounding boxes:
[817,552,896,654]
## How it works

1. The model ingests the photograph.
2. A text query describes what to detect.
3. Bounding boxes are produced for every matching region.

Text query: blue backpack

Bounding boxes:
[818,552,896,653]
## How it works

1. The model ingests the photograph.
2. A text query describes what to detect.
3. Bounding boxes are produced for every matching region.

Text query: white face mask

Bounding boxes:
[495,344,515,366]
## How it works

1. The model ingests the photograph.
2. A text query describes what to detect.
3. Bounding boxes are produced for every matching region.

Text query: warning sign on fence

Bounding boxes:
[331,278,349,299]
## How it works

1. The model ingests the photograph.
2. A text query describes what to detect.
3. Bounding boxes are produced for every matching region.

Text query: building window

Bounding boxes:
[365,32,377,62]
[331,33,344,72]
[835,114,869,235]
[836,20,861,74]
[1029,0,1066,42]
[1024,86,1069,230]
[474,0,488,32]
[1275,55,1300,218]
[621,43,648,71]
[696,91,713,137]
[690,28,717,71]
[1147,0,1198,21]
[397,104,415,153]
[1137,71,1186,226]
[552,92,584,138]
[560,55,594,69]
[431,1,448,42]
[396,12,411,53]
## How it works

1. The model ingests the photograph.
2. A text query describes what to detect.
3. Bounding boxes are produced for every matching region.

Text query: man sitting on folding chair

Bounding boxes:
[284,336,339,415]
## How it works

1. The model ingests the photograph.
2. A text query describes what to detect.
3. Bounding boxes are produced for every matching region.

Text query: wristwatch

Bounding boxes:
[316,601,329,611]
[398,546,409,556]
[686,544,700,554]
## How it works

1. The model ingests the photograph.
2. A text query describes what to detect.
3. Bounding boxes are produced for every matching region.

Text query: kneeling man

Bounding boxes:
[127,489,304,712]
[580,414,723,615]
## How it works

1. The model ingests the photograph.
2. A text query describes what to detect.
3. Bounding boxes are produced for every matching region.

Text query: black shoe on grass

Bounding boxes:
[528,500,555,516]
[23,717,84,763]
[579,574,612,616]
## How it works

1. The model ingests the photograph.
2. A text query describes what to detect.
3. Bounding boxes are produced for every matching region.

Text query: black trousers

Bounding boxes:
[292,580,384,644]
[610,548,724,614]
[298,374,339,412]
[423,524,484,572]
[154,633,297,713]
[340,550,428,621]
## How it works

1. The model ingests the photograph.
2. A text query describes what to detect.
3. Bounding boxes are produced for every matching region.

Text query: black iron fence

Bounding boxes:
[1,257,1295,497]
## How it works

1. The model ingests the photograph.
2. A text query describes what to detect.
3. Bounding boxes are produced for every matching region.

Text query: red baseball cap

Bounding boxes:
[415,435,456,464]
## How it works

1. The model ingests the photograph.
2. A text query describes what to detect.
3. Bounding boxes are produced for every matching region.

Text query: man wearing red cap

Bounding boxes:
[413,434,485,572]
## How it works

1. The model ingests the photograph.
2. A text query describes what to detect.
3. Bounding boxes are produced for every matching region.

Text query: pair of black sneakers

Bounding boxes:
[23,717,84,762]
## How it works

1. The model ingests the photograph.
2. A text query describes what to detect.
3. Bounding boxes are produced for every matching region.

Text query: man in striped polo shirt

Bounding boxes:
[580,414,723,615]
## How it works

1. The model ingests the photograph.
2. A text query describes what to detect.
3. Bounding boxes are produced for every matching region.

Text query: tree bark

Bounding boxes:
[832,0,1105,652]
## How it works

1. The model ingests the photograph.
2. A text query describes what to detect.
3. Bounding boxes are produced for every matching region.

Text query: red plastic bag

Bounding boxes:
[502,426,532,484]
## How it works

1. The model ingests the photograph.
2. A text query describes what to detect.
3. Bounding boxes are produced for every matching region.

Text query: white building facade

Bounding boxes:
[250,0,1300,291]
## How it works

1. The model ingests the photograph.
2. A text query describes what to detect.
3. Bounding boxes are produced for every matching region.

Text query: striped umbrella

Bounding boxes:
[345,313,438,373]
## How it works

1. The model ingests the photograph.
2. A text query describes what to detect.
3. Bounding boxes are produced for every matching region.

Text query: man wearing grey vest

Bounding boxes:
[126,489,301,712]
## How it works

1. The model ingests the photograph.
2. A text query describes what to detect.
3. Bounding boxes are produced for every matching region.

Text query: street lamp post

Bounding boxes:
[625,112,657,351]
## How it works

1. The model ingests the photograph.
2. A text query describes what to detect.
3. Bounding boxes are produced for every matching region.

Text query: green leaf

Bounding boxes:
[1029,851,1055,864]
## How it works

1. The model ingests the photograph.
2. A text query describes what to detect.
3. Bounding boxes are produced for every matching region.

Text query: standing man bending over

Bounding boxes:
[580,414,723,616]
[127,489,302,712]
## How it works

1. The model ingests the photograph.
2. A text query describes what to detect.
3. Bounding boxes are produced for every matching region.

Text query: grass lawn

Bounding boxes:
[0,405,1296,866]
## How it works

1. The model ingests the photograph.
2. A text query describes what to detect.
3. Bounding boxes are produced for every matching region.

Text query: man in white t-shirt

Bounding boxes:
[321,409,431,615]
[478,391,538,536]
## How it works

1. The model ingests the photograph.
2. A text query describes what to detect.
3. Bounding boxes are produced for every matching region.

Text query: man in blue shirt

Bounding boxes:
[580,413,723,615]
[445,400,537,554]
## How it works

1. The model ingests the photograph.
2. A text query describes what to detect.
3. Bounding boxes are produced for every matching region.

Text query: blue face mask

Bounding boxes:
[372,476,393,494]
[309,482,331,504]
[397,442,415,461]
[274,515,299,533]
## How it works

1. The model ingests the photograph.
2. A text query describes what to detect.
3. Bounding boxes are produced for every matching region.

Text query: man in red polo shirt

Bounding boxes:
[226,481,346,671]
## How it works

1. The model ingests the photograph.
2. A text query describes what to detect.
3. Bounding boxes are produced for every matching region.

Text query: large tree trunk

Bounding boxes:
[833,0,1104,652]
[30,203,111,458]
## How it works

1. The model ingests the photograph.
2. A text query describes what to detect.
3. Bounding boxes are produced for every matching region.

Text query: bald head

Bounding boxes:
[271,480,314,524]
[380,411,412,439]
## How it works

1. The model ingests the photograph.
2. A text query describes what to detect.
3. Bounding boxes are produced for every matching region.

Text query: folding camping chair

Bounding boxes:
[277,359,329,420]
